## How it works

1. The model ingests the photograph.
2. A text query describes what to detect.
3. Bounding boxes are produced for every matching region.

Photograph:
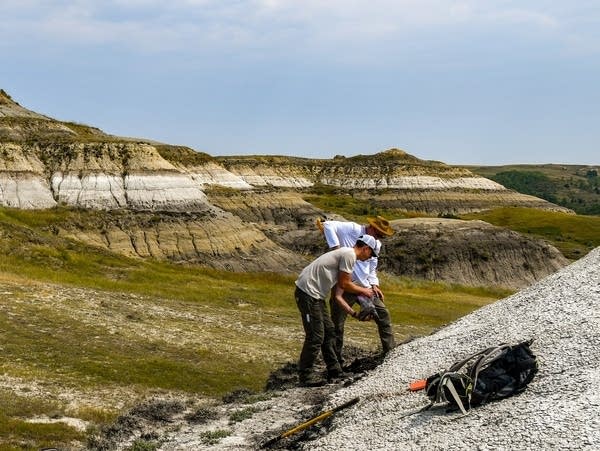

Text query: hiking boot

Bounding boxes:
[327,369,353,382]
[299,373,326,387]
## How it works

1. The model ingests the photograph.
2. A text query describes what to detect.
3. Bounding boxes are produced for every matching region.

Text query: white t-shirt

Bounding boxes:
[295,247,356,300]
[322,220,379,288]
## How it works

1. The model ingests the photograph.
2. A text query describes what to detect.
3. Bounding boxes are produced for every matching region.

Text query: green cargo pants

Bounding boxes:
[330,291,396,364]
[295,287,342,380]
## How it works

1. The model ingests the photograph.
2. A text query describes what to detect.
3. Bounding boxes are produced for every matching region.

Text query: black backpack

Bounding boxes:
[424,340,538,415]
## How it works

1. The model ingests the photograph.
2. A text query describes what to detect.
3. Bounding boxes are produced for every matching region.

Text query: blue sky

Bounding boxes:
[2,1,599,165]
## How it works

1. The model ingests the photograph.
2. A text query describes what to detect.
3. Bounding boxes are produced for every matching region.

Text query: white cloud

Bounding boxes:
[487,8,558,28]
[1,0,598,57]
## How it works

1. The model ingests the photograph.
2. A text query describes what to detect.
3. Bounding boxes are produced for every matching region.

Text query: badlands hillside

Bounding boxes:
[83,245,600,450]
[0,89,572,288]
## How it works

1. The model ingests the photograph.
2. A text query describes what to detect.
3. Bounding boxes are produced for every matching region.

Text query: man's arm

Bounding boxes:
[322,221,341,249]
[338,271,373,298]
[332,285,358,318]
[367,257,384,300]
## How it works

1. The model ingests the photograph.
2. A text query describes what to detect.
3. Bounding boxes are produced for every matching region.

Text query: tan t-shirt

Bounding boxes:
[295,247,356,300]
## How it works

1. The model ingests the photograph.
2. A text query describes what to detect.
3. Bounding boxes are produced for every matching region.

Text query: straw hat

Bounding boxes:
[367,216,394,236]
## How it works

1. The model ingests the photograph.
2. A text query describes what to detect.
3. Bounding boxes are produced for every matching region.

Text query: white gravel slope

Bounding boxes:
[312,247,600,450]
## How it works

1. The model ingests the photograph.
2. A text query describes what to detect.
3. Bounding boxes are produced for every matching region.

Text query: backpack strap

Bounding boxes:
[468,344,512,382]
[443,376,469,415]
[447,346,496,373]
[396,402,435,419]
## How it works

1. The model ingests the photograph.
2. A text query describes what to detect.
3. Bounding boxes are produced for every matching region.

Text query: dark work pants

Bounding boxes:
[330,292,396,364]
[295,287,342,377]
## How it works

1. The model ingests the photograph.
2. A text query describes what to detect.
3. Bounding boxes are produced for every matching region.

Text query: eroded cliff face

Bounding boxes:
[55,209,305,273]
[0,89,569,215]
[216,151,503,190]
[0,141,223,211]
[383,218,569,288]
[0,90,572,284]
[0,90,251,211]
[216,151,572,215]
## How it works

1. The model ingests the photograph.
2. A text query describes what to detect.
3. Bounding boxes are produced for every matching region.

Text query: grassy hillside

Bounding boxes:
[303,184,426,222]
[461,207,600,260]
[0,206,510,450]
[466,164,600,215]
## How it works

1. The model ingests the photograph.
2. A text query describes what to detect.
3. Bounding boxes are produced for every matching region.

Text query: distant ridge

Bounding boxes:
[0,89,572,215]
[0,88,50,120]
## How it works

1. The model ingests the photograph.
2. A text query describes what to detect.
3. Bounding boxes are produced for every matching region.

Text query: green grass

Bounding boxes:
[229,406,260,424]
[155,144,214,166]
[466,164,600,215]
[0,205,512,449]
[0,417,84,451]
[200,429,231,445]
[302,187,426,223]
[461,207,600,259]
[0,389,85,449]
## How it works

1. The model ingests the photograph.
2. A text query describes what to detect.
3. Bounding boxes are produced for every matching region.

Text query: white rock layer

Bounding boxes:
[319,175,506,190]
[0,173,56,208]
[124,173,210,211]
[52,172,127,209]
[48,171,215,211]
[230,167,313,188]
[187,162,253,189]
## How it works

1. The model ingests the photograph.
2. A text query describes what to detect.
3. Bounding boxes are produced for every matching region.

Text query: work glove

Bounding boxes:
[356,295,379,321]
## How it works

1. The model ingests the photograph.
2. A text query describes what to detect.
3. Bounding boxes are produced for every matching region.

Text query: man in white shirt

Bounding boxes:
[319,216,396,364]
[295,235,378,387]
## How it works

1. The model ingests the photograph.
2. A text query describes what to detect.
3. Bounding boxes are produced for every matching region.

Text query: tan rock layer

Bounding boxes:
[356,189,573,215]
[217,150,486,190]
[57,210,306,273]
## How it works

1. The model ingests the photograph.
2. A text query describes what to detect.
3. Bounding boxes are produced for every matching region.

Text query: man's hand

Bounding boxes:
[356,295,379,322]
[372,285,384,301]
[358,310,374,321]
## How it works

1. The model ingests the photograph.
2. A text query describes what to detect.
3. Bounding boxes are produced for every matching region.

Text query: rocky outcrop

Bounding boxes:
[353,189,570,216]
[216,151,572,215]
[221,207,568,289]
[217,150,502,190]
[55,209,306,273]
[382,218,569,288]
[0,92,226,211]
